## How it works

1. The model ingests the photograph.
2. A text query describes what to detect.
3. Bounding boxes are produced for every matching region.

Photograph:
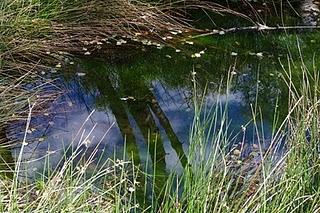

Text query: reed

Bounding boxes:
[155,59,320,212]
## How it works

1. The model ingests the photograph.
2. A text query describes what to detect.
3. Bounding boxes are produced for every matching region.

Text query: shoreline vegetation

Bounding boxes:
[0,0,320,212]
[1,63,319,212]
[0,0,239,130]
[0,0,235,67]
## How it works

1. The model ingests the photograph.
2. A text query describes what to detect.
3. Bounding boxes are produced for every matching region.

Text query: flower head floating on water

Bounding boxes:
[185,41,194,45]
[256,52,263,58]
[76,72,86,77]
[231,52,238,56]
[128,187,135,193]
[191,53,201,58]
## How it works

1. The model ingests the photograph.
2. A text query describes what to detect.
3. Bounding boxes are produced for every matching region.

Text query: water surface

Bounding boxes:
[3,28,320,181]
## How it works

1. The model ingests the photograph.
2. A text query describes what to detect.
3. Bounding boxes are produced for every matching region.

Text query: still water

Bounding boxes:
[3,29,320,180]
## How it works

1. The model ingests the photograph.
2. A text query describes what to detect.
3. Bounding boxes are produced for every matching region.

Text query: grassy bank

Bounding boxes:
[1,0,189,70]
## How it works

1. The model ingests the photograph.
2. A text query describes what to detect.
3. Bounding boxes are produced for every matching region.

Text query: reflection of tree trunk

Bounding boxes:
[117,75,168,201]
[0,128,14,179]
[127,102,167,175]
[121,79,187,167]
[89,71,148,207]
[88,62,187,203]
[91,73,140,165]
[120,79,189,207]
[126,100,168,206]
[147,91,188,168]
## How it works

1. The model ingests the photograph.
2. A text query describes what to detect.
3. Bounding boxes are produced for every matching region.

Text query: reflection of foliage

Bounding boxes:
[61,29,320,127]
[75,61,189,196]
[0,144,13,178]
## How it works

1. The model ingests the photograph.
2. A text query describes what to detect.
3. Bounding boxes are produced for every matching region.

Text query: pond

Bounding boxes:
[1,11,320,199]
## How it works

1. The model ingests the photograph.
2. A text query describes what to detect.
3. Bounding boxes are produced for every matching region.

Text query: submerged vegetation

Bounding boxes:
[0,0,320,212]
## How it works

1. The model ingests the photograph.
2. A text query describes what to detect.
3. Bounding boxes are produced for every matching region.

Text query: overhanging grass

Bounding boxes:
[0,0,190,64]
[0,0,227,136]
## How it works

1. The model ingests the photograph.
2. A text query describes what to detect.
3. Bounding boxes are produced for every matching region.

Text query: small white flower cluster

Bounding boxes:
[191,49,205,58]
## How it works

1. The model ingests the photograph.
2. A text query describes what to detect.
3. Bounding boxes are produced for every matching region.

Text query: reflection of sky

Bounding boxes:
[151,81,193,146]
[8,76,272,178]
[152,81,272,143]
[9,80,125,178]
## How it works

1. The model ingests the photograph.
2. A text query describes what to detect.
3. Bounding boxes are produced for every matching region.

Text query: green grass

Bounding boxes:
[154,58,320,212]
[0,115,141,212]
[1,56,319,212]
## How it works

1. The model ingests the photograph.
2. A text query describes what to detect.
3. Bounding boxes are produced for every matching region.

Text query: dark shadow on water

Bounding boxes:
[0,129,14,179]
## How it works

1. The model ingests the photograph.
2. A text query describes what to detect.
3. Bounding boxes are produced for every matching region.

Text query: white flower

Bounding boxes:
[128,187,135,193]
[194,53,201,58]
[76,72,86,77]
[83,139,91,147]
[256,52,263,58]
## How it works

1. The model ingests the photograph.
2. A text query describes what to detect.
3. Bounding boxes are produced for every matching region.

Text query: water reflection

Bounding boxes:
[0,143,13,178]
[7,30,315,181]
[5,59,275,182]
